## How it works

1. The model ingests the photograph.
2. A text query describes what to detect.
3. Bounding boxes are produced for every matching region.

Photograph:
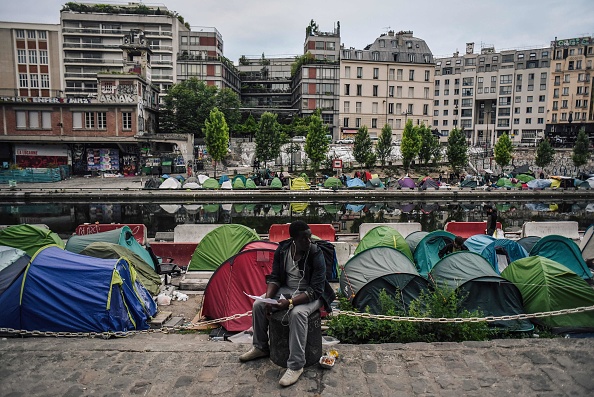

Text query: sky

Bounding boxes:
[1,0,593,63]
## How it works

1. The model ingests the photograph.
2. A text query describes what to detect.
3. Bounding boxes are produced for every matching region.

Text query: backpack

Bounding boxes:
[313,240,339,282]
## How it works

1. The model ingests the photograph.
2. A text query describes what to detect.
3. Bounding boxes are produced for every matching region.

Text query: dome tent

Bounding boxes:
[324,176,343,189]
[245,178,258,189]
[405,231,429,254]
[270,177,283,189]
[290,177,310,190]
[0,224,64,257]
[188,224,260,271]
[413,230,456,277]
[354,225,413,261]
[530,235,593,280]
[339,246,429,314]
[0,246,31,297]
[202,178,220,190]
[430,251,533,332]
[502,256,594,334]
[465,235,529,274]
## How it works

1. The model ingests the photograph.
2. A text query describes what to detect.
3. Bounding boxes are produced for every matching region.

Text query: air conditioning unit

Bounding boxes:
[123,36,130,45]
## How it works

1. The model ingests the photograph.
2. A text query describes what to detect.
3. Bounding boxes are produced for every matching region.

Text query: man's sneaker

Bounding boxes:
[279,367,303,387]
[239,347,269,362]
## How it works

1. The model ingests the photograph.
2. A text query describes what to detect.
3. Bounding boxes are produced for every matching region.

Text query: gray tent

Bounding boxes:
[339,246,429,314]
[429,251,533,331]
[405,231,429,254]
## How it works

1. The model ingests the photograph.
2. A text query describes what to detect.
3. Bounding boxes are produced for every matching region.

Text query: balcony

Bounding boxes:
[144,30,173,37]
[64,58,123,65]
[65,87,97,94]
[63,43,122,50]
[149,45,173,51]
[64,72,100,79]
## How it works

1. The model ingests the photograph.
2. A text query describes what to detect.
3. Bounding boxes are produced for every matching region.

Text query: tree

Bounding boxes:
[375,124,393,169]
[418,124,439,166]
[446,128,468,173]
[430,130,443,166]
[241,114,258,140]
[353,125,374,170]
[160,78,240,137]
[255,112,282,169]
[494,133,513,171]
[203,107,229,179]
[401,119,421,171]
[304,110,330,173]
[572,127,590,171]
[535,138,555,169]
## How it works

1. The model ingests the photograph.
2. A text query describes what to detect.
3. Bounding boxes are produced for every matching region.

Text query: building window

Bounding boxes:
[16,111,26,128]
[373,85,378,96]
[397,86,402,98]
[344,84,350,96]
[389,68,395,80]
[538,106,544,113]
[538,118,544,124]
[19,73,27,87]
[388,103,394,114]
[27,30,35,39]
[17,49,26,64]
[29,111,39,128]
[41,112,51,129]
[397,69,403,80]
[344,66,350,78]
[356,85,362,96]
[355,102,362,113]
[526,118,532,124]
[98,112,107,129]
[15,29,25,39]
[28,50,37,64]
[409,70,414,81]
[39,50,48,65]
[389,86,394,97]
[357,67,362,78]
[344,101,350,113]
[424,87,429,99]
[37,30,47,40]
[30,74,38,88]
[423,104,428,116]
[41,74,49,88]
[424,70,430,82]
[85,112,95,129]
[355,118,361,128]
[373,68,379,79]
[343,118,349,127]
[122,112,132,130]
[372,118,377,128]
[408,87,414,98]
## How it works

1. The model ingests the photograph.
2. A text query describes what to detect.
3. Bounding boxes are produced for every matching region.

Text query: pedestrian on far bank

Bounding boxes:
[540,170,545,180]
[485,205,498,236]
[239,220,336,387]
[158,165,163,177]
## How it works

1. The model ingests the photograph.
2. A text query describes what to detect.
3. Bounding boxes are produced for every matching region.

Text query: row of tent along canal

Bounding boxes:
[2,223,594,335]
[339,226,594,334]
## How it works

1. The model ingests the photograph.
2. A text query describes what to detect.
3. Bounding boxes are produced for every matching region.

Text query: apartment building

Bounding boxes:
[60,2,188,100]
[339,30,434,141]
[546,36,594,143]
[0,22,63,98]
[434,42,551,147]
[177,28,240,93]
[291,22,341,139]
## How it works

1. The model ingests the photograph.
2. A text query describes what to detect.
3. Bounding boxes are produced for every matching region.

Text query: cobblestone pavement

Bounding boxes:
[1,334,593,396]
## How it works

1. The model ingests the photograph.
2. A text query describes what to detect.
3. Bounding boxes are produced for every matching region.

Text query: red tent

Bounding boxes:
[268,224,336,242]
[201,248,275,331]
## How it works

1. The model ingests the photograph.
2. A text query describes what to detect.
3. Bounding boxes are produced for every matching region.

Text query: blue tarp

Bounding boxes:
[0,246,156,332]
[527,179,552,189]
[346,178,366,189]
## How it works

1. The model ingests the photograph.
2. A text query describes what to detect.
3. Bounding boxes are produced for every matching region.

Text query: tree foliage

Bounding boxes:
[160,78,240,137]
[401,120,421,170]
[255,112,282,168]
[240,114,258,139]
[535,139,555,169]
[353,125,374,169]
[418,124,440,166]
[572,127,590,169]
[446,128,468,172]
[375,124,393,169]
[203,107,229,178]
[494,133,513,170]
[304,110,330,172]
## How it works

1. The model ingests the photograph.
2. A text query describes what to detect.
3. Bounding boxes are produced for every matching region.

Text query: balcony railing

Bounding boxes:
[64,58,123,64]
[63,43,122,49]
[144,30,173,37]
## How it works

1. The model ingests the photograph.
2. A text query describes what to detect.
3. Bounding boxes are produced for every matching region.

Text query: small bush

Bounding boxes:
[327,286,490,344]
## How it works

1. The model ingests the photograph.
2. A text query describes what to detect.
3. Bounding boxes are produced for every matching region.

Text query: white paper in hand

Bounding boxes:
[244,291,278,304]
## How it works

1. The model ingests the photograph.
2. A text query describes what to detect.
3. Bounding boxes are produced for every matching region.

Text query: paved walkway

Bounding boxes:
[1,334,593,396]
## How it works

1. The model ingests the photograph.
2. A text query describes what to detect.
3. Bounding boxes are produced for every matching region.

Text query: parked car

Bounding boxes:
[336,139,354,144]
[291,136,306,143]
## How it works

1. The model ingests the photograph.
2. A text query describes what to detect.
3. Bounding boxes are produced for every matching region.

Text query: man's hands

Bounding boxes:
[265,298,290,317]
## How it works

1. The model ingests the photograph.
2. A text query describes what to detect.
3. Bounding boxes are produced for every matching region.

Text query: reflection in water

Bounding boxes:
[1,200,594,238]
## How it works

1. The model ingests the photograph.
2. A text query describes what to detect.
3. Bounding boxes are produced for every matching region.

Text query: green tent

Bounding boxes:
[233,203,246,214]
[245,178,258,189]
[516,174,535,182]
[324,177,343,189]
[188,224,260,271]
[405,231,429,255]
[323,203,342,215]
[232,178,246,189]
[270,177,283,189]
[529,235,593,280]
[0,224,64,256]
[203,204,220,213]
[413,230,456,277]
[430,251,533,331]
[299,173,310,184]
[65,226,155,270]
[80,242,161,296]
[232,174,247,185]
[502,256,594,333]
[202,178,220,190]
[496,178,516,188]
[271,204,283,215]
[339,246,429,314]
[354,226,413,261]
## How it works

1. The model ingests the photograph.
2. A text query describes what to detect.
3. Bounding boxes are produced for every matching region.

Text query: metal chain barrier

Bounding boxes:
[2,305,594,338]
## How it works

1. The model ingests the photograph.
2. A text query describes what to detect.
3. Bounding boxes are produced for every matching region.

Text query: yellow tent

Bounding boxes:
[290,202,309,213]
[290,177,310,190]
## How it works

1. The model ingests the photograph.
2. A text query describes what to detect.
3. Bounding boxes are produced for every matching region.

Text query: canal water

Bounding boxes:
[2,199,594,239]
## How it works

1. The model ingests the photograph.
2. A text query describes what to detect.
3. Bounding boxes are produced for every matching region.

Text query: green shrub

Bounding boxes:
[327,286,490,344]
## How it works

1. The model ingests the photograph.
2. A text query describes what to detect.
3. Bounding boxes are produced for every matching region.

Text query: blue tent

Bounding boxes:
[0,246,156,333]
[0,245,31,297]
[345,204,365,212]
[218,174,230,184]
[464,235,497,253]
[530,235,593,280]
[413,230,456,277]
[465,235,528,274]
[346,177,366,189]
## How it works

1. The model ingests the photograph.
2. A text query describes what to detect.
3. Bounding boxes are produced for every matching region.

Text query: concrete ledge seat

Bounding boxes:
[269,309,322,368]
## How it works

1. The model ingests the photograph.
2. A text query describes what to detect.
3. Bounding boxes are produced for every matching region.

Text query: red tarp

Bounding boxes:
[149,242,198,268]
[444,221,503,238]
[201,248,275,331]
[268,224,336,242]
[75,223,147,245]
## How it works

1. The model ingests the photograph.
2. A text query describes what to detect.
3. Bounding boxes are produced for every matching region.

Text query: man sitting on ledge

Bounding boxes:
[239,220,335,387]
